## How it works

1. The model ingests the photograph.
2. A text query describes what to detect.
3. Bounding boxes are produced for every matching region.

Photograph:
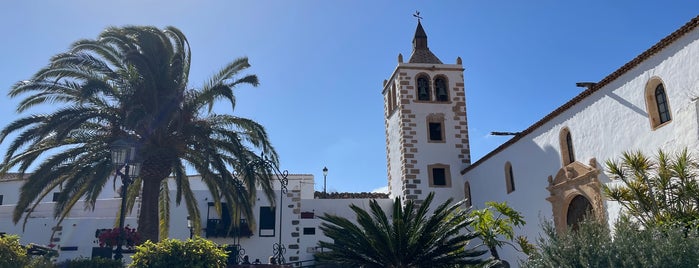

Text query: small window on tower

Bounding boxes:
[429,122,443,141]
[52,192,61,202]
[428,164,451,187]
[0,195,3,206]
[426,114,446,143]
[432,168,446,185]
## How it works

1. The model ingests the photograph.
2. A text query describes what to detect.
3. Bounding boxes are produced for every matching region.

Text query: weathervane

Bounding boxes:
[413,11,422,22]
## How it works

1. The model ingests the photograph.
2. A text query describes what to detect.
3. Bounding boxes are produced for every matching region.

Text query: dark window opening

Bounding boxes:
[52,192,60,202]
[435,78,448,101]
[432,168,446,186]
[300,211,314,219]
[655,84,671,124]
[417,77,431,101]
[0,195,3,205]
[259,206,275,237]
[429,122,443,141]
[566,132,575,163]
[508,165,515,192]
[464,182,472,207]
[303,227,316,235]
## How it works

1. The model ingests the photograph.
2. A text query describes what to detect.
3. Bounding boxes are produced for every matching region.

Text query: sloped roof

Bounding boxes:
[408,21,443,64]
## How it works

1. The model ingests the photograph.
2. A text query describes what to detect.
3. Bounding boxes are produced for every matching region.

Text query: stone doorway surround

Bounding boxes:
[546,158,606,233]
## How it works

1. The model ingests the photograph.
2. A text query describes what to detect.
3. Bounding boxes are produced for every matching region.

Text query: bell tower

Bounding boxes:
[382,19,471,204]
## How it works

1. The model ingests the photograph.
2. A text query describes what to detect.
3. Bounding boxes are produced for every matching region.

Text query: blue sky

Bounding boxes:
[1,1,698,193]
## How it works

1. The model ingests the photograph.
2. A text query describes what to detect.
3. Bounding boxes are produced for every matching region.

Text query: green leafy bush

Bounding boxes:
[52,257,123,268]
[522,218,699,267]
[130,238,227,268]
[26,257,53,268]
[0,234,29,268]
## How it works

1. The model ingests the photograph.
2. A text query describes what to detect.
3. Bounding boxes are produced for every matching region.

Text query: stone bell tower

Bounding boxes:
[382,20,471,204]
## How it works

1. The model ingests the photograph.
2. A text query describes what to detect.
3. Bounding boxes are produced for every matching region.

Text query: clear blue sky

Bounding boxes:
[1,1,698,193]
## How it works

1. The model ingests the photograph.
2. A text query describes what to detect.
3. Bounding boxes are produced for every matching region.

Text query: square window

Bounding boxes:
[303,227,316,235]
[429,122,443,141]
[52,192,61,202]
[432,168,446,186]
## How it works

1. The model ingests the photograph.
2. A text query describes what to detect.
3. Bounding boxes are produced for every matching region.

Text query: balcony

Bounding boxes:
[205,218,253,238]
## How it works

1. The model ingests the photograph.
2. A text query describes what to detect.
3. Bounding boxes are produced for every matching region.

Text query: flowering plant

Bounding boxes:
[97,226,143,248]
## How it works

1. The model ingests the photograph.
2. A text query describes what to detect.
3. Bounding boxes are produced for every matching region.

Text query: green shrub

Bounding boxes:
[129,238,227,268]
[522,218,699,267]
[26,257,54,268]
[0,234,29,268]
[53,257,123,268]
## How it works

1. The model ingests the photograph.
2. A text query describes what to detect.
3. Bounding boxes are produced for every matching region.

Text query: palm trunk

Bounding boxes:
[138,178,161,242]
[490,246,500,260]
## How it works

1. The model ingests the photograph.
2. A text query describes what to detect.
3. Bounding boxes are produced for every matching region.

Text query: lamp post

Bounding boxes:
[248,154,289,265]
[322,167,328,198]
[186,215,193,239]
[110,139,141,261]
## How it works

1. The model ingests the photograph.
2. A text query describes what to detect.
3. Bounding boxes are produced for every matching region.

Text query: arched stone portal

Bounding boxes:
[546,158,606,233]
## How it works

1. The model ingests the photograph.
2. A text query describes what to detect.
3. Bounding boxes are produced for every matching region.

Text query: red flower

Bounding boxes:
[97,226,143,249]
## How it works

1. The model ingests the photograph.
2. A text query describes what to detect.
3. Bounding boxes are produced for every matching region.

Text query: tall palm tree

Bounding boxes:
[0,26,279,242]
[316,192,487,268]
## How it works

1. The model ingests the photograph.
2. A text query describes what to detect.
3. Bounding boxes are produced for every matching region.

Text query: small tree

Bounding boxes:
[469,201,527,264]
[0,234,29,268]
[130,238,227,268]
[316,192,487,267]
[604,148,699,227]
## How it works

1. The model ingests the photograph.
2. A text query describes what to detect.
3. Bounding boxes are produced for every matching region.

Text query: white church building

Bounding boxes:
[2,13,699,266]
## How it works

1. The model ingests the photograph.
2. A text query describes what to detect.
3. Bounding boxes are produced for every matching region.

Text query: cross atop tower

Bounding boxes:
[413,11,422,22]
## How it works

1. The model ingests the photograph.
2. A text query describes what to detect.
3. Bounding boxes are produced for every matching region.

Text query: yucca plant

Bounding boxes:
[604,148,699,228]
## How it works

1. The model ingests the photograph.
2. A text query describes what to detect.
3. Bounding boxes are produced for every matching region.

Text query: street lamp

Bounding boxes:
[248,154,289,265]
[322,167,328,198]
[110,139,141,261]
[186,215,193,239]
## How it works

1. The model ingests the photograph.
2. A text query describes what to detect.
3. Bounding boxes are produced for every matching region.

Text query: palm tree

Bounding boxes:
[315,192,487,267]
[0,26,278,242]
